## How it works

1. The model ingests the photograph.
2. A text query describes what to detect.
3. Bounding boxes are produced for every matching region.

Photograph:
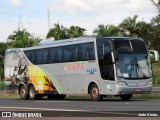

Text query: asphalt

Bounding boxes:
[0,97,159,117]
[0,88,160,118]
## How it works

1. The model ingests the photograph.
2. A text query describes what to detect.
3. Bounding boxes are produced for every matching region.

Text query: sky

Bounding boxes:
[0,0,159,42]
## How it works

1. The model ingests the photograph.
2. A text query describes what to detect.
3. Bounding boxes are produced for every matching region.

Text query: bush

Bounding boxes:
[0,80,5,90]
[152,61,160,86]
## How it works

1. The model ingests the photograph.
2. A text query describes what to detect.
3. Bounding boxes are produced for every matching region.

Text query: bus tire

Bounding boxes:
[120,94,132,101]
[20,86,29,100]
[90,84,103,101]
[47,94,66,100]
[28,85,37,100]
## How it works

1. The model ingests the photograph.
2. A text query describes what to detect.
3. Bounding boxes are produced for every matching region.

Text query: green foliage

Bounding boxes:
[93,24,123,37]
[152,61,160,86]
[46,23,86,40]
[8,28,41,48]
[0,80,5,90]
[118,15,140,37]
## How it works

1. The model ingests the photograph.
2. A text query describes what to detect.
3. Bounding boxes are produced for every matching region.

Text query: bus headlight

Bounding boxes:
[117,81,127,86]
[147,81,152,85]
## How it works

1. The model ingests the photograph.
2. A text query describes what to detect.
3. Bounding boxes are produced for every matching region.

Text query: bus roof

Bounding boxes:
[5,37,143,54]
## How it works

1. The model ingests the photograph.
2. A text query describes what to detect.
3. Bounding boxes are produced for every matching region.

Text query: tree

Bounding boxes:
[0,42,7,79]
[93,24,122,37]
[8,29,40,48]
[46,23,69,40]
[150,15,160,52]
[136,21,153,47]
[119,15,141,38]
[68,26,86,38]
[46,24,86,40]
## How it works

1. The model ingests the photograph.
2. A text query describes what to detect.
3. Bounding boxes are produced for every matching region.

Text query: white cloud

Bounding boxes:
[49,0,157,16]
[125,0,156,13]
[9,0,22,7]
[0,0,158,42]
[49,0,130,15]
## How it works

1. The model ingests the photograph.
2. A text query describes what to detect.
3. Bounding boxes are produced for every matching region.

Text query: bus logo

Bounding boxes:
[63,62,86,71]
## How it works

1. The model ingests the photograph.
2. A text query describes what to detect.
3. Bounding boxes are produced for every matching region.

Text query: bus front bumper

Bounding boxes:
[115,85,152,95]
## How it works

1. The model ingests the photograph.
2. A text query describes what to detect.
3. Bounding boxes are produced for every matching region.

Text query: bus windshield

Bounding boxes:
[113,40,152,79]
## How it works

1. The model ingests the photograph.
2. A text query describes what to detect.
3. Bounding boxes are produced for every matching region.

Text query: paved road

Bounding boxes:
[0,97,159,117]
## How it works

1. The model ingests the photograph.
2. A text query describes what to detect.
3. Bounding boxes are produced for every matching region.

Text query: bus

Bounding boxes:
[4,37,159,101]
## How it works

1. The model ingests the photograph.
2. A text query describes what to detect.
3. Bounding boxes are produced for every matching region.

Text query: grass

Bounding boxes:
[133,94,160,99]
[0,93,20,98]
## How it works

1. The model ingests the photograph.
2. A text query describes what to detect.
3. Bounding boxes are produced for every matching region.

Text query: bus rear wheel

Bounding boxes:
[20,86,29,100]
[28,85,42,100]
[120,94,132,101]
[90,84,103,101]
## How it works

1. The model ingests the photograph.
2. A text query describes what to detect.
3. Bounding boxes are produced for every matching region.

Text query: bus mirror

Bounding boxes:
[149,50,159,63]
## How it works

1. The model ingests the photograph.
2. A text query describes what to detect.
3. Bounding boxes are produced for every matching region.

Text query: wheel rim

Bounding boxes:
[29,88,35,98]
[92,87,99,98]
[20,88,26,97]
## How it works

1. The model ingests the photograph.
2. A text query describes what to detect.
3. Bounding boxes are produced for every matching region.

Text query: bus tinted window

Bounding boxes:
[48,47,55,63]
[62,45,78,62]
[97,41,111,59]
[48,47,62,63]
[35,49,48,65]
[131,40,147,54]
[78,42,95,61]
[24,50,34,63]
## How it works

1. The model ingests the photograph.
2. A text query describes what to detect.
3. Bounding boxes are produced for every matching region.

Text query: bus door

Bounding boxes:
[96,40,115,94]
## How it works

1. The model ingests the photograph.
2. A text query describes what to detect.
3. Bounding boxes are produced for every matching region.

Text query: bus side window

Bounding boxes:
[55,47,62,63]
[24,50,34,64]
[63,45,74,62]
[78,42,95,61]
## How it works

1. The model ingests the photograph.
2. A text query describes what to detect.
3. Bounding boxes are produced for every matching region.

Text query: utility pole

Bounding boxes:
[18,8,23,30]
[47,6,50,30]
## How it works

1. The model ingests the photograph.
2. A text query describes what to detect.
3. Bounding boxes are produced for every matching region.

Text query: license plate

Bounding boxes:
[134,88,141,92]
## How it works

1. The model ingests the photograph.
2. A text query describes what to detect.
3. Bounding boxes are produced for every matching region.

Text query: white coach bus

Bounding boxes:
[4,37,159,101]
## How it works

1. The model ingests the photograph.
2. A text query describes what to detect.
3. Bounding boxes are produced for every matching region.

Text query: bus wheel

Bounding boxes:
[20,86,29,100]
[29,85,37,100]
[120,94,132,101]
[90,84,103,101]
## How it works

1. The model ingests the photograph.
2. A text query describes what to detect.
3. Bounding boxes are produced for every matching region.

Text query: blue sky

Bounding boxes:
[0,0,159,42]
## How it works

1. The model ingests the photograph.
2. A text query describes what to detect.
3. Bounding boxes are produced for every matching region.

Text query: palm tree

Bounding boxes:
[93,24,122,37]
[68,26,86,38]
[46,23,69,40]
[8,29,40,48]
[119,15,140,38]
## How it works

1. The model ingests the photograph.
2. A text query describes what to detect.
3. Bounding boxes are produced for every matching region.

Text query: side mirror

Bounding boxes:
[149,50,159,63]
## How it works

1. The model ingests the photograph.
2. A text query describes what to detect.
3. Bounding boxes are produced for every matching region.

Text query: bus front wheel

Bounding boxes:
[20,86,29,100]
[120,94,132,101]
[90,84,103,101]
